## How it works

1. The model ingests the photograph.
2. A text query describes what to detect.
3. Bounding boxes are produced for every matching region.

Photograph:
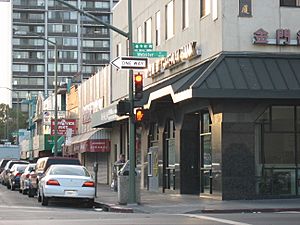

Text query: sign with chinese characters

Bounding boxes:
[50,119,77,136]
[80,139,111,153]
[147,41,201,78]
[133,43,153,51]
[253,28,300,46]
[239,0,252,17]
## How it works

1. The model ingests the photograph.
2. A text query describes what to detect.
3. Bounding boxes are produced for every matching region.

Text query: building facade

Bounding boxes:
[12,0,118,112]
[92,0,300,200]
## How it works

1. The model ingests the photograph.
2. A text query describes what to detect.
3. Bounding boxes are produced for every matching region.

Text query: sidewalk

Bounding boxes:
[94,184,300,214]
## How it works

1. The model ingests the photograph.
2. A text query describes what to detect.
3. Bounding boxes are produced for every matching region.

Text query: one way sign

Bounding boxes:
[111,56,148,70]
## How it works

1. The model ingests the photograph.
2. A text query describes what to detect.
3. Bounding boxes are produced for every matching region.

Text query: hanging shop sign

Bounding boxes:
[147,41,201,78]
[253,28,300,46]
[50,119,77,136]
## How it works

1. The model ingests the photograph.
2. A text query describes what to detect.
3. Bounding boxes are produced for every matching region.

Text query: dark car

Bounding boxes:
[0,159,11,183]
[1,160,29,188]
[8,164,28,190]
[28,157,81,197]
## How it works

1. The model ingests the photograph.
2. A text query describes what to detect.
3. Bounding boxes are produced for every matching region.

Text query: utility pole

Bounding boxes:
[55,0,136,203]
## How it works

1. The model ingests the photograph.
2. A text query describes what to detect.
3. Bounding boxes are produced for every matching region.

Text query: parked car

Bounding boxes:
[1,160,29,188]
[28,157,81,197]
[8,164,28,190]
[38,164,95,207]
[0,159,11,184]
[19,163,36,194]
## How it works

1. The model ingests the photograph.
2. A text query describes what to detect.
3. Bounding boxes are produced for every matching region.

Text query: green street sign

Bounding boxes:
[133,51,168,58]
[133,43,153,51]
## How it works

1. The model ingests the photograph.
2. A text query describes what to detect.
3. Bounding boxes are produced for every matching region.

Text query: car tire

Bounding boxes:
[22,189,28,195]
[37,189,41,202]
[41,194,48,206]
[86,199,94,208]
[28,188,34,197]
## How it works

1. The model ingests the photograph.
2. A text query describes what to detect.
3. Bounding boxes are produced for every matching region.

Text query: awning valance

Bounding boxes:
[70,129,111,153]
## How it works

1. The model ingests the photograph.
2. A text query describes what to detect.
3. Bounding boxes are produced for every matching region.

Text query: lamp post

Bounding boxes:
[0,87,19,145]
[56,0,136,203]
[29,33,58,157]
[14,30,59,156]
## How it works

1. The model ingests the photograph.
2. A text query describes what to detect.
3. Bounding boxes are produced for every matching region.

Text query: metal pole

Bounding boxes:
[127,0,136,204]
[16,92,19,145]
[54,44,58,157]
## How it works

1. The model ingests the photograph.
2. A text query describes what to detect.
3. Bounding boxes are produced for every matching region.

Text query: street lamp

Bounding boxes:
[56,0,136,203]
[27,33,58,157]
[13,30,59,156]
[0,87,19,145]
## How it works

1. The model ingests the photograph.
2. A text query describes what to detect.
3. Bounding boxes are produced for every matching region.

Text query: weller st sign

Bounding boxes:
[111,56,148,70]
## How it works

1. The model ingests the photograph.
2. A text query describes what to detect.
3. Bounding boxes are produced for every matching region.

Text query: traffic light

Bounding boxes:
[135,108,145,123]
[134,73,143,100]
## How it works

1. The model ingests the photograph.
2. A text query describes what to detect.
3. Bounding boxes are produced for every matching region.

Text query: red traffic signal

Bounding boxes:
[135,108,144,122]
[134,73,143,100]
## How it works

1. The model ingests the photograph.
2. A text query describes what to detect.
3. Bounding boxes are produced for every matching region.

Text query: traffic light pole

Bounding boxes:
[127,0,136,204]
[55,0,136,204]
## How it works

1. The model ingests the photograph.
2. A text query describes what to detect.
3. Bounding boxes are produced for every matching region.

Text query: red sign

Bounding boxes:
[51,119,77,136]
[80,139,111,153]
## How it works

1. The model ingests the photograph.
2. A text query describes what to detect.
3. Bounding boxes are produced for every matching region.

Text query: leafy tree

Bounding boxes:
[0,103,27,144]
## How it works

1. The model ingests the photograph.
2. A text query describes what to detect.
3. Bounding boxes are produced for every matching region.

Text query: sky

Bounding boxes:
[0,1,12,106]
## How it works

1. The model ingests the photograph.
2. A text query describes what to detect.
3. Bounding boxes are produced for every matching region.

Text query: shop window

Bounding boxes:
[256,105,300,196]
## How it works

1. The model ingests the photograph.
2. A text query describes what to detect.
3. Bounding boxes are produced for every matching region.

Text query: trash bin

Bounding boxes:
[111,163,124,192]
[117,160,141,205]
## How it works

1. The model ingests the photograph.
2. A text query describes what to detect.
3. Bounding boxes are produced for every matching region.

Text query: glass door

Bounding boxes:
[200,112,212,194]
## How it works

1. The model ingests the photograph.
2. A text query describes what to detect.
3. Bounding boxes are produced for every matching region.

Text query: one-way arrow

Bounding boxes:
[111,56,148,70]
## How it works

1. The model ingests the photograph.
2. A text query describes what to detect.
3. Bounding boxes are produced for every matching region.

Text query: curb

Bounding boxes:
[199,208,300,214]
[94,201,134,213]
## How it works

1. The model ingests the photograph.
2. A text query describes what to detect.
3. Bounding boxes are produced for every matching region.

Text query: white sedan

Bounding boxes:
[38,164,95,207]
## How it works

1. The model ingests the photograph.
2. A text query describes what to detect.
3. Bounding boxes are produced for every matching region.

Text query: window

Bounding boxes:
[280,0,300,6]
[137,26,143,42]
[212,0,218,20]
[255,105,300,196]
[200,0,211,18]
[165,0,174,40]
[144,18,152,43]
[116,43,121,57]
[155,11,161,46]
[182,0,189,29]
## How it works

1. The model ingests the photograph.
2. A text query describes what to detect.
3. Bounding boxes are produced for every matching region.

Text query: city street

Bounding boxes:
[1,185,300,225]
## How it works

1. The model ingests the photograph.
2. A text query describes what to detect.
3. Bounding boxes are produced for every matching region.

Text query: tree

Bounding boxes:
[0,103,27,144]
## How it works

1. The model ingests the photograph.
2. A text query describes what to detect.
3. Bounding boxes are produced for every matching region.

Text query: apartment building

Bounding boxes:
[12,0,118,112]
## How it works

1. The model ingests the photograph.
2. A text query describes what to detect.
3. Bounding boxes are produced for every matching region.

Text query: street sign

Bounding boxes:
[111,56,148,70]
[133,43,153,51]
[133,51,168,58]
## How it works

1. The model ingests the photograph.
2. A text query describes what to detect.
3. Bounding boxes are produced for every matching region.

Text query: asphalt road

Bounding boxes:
[1,184,300,225]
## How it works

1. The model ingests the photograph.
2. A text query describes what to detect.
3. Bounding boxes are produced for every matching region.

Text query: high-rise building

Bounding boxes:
[12,0,118,112]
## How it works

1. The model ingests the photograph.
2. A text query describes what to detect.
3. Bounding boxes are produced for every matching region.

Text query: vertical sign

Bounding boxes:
[239,0,252,17]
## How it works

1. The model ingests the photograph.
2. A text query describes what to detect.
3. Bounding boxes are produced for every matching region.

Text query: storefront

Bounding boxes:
[68,129,111,184]
[137,52,300,200]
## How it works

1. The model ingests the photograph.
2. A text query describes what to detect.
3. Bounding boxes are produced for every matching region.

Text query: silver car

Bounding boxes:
[38,164,95,207]
[19,163,36,194]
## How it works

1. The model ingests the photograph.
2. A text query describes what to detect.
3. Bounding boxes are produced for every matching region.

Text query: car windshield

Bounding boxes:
[49,166,90,177]
[17,165,27,173]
